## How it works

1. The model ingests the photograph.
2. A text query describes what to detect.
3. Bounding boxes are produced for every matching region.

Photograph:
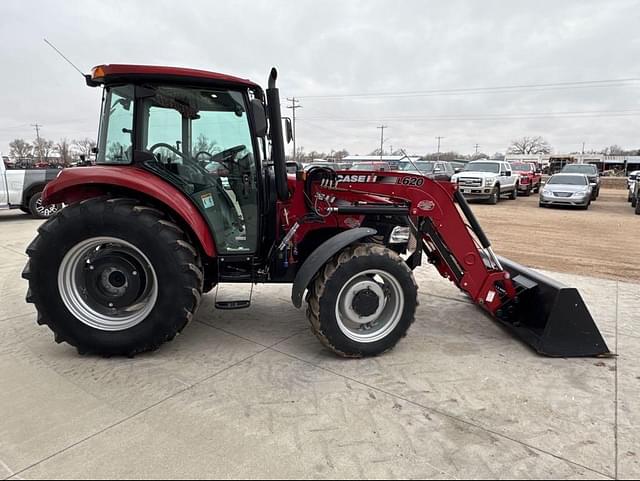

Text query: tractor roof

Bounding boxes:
[88,64,259,89]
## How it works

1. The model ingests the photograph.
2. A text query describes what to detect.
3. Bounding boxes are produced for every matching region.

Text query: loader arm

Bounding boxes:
[309,171,610,357]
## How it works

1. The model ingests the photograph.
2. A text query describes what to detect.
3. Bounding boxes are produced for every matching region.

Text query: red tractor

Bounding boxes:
[23,64,610,358]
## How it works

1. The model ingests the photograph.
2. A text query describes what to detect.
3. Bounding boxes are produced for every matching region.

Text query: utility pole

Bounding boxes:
[286,98,302,162]
[377,125,387,160]
[31,122,42,163]
[436,136,445,161]
[474,143,480,155]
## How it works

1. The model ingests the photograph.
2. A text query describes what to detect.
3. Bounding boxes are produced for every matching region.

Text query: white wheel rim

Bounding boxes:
[57,237,158,331]
[335,269,404,343]
[35,196,61,217]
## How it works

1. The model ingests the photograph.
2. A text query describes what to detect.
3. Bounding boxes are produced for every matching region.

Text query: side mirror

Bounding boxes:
[454,167,462,174]
[505,171,512,177]
[284,118,293,144]
[250,99,267,137]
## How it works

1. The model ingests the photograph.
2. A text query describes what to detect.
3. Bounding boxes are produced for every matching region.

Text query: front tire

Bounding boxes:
[488,186,499,205]
[509,185,518,200]
[306,244,417,358]
[636,199,640,215]
[22,197,203,356]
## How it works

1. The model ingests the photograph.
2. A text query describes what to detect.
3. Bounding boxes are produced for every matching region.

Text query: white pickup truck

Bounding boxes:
[1,157,63,218]
[451,160,519,204]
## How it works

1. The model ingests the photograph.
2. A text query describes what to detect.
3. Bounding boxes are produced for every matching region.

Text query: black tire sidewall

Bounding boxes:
[316,252,417,357]
[32,202,198,354]
[489,186,499,204]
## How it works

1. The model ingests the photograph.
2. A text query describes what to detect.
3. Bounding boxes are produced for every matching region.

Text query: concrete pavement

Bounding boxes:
[0,209,638,479]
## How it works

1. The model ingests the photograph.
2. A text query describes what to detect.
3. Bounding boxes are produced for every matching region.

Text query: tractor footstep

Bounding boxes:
[214,283,253,310]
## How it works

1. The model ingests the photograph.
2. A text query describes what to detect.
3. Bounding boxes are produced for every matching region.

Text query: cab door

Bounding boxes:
[499,162,515,189]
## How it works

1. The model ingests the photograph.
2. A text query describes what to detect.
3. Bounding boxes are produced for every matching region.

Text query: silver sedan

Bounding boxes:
[539,174,593,209]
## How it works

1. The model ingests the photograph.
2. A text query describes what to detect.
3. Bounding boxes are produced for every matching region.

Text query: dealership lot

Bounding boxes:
[1,198,639,479]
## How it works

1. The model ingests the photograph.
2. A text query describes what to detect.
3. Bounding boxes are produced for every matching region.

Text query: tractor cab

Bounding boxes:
[88,65,287,257]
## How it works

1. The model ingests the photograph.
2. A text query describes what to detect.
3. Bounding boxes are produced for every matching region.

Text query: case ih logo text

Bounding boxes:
[336,174,378,183]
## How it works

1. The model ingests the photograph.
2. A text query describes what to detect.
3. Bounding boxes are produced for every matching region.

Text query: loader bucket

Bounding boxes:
[494,256,611,357]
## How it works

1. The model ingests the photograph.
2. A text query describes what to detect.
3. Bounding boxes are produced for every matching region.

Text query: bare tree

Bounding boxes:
[192,133,219,158]
[56,138,71,166]
[33,137,54,163]
[492,152,505,161]
[73,138,97,158]
[422,151,461,161]
[601,145,625,156]
[508,136,551,155]
[9,139,32,160]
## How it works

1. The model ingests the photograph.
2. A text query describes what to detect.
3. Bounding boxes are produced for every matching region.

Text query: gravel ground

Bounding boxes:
[469,187,640,283]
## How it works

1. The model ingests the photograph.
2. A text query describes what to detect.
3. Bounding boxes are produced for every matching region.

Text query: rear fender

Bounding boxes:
[43,166,217,257]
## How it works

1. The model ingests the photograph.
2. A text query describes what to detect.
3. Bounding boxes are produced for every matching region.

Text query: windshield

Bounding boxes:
[399,162,435,173]
[464,162,500,173]
[97,85,135,164]
[511,164,532,172]
[548,175,587,185]
[562,164,597,174]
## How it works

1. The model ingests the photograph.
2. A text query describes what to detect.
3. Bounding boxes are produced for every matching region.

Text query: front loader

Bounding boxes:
[22,64,610,358]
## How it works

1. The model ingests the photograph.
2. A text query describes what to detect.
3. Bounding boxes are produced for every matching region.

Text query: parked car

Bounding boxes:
[510,162,542,196]
[303,162,343,172]
[560,164,600,200]
[539,173,592,209]
[449,161,467,173]
[0,158,63,218]
[450,160,518,204]
[627,170,640,203]
[397,160,454,181]
[349,161,392,172]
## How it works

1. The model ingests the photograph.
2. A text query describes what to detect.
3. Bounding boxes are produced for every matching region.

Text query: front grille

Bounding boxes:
[458,177,482,187]
[553,192,573,198]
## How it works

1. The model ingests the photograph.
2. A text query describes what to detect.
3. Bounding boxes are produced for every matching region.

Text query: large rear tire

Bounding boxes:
[306,244,417,358]
[22,197,203,356]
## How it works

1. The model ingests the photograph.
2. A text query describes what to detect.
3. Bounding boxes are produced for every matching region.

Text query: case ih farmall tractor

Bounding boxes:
[23,64,610,358]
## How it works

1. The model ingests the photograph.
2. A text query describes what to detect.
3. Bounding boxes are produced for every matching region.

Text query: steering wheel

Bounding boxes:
[209,145,246,165]
[149,143,189,162]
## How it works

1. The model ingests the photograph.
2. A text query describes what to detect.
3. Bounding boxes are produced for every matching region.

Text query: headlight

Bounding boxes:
[485,177,496,186]
[389,226,411,244]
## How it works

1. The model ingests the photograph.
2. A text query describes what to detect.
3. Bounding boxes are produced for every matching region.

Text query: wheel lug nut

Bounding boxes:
[108,302,114,308]
[132,271,137,276]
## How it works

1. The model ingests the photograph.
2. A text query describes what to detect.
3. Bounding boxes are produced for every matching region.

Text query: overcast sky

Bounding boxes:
[1,0,639,157]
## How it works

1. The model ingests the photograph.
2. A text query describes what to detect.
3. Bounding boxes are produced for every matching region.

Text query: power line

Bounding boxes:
[31,123,42,162]
[286,97,302,161]
[298,78,640,100]
[297,108,640,123]
[435,136,445,161]
[377,125,387,159]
